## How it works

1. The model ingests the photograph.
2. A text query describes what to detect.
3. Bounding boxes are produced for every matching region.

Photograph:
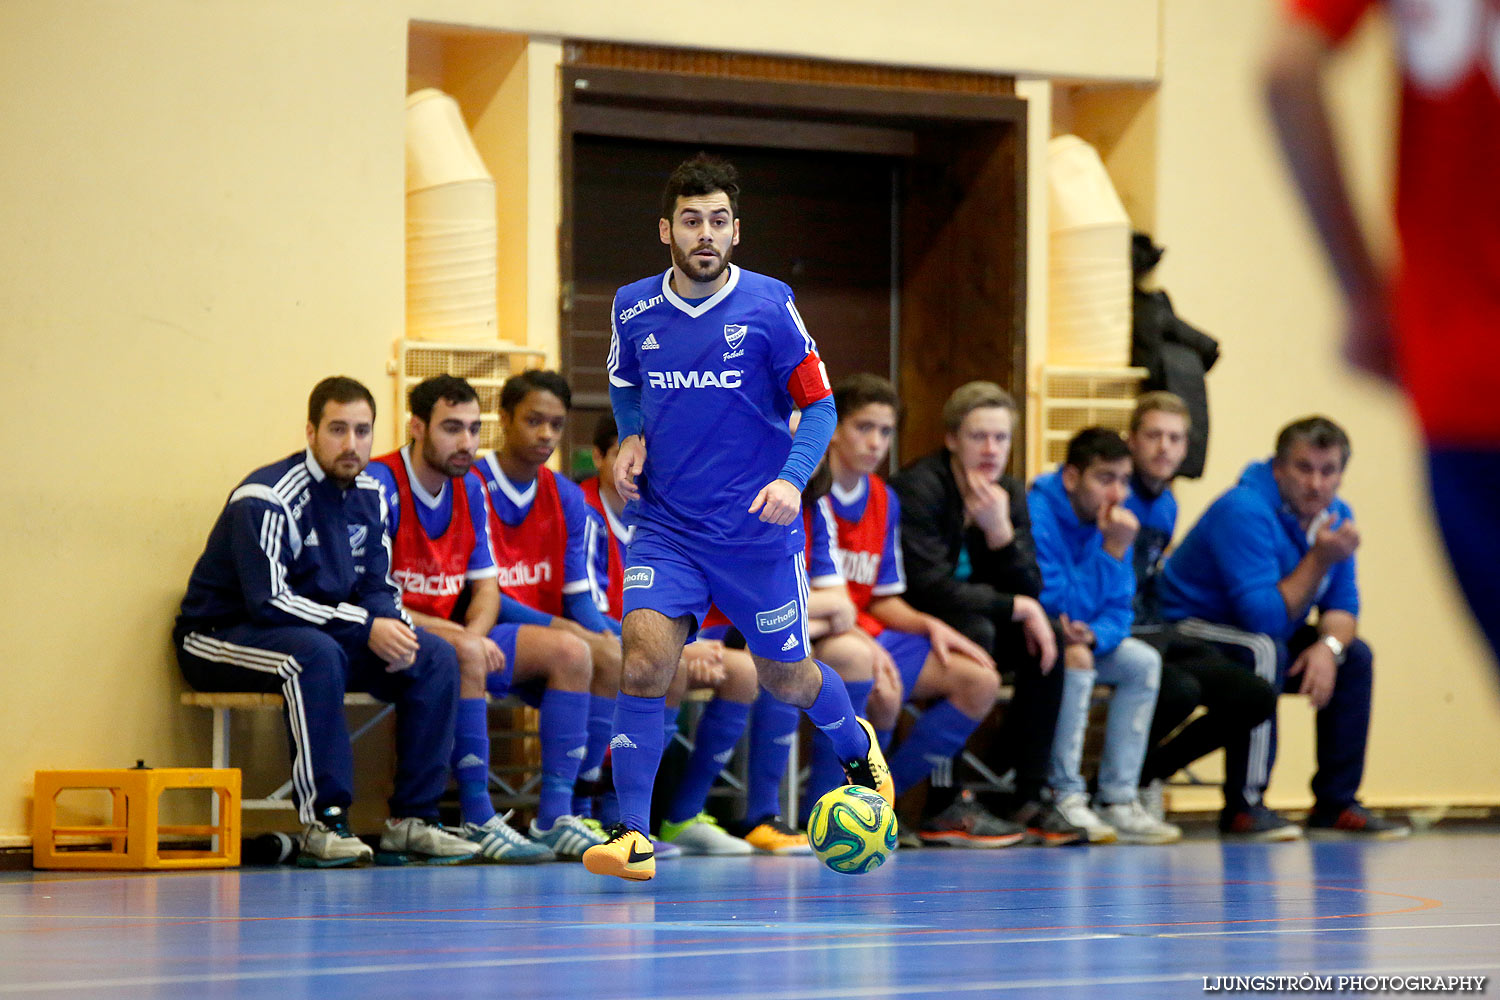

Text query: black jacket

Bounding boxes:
[1131,288,1219,479]
[890,450,1042,626]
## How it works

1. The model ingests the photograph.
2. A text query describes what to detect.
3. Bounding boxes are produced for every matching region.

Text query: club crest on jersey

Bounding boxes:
[724,323,747,349]
[623,566,654,590]
[347,525,368,557]
[756,600,799,633]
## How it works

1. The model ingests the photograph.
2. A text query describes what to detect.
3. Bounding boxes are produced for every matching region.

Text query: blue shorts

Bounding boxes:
[878,629,933,694]
[483,623,544,707]
[623,528,810,662]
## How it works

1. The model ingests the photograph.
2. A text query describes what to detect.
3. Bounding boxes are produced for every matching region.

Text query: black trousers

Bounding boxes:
[1134,625,1278,784]
[945,610,1067,805]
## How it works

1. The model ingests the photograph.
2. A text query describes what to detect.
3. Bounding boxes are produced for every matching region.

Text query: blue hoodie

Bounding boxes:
[1158,459,1359,640]
[1124,472,1178,627]
[1027,470,1135,656]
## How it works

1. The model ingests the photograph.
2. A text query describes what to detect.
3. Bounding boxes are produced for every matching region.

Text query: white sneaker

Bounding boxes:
[379,816,479,865]
[1139,779,1167,823]
[1099,799,1183,845]
[530,814,608,860]
[299,819,374,868]
[658,813,753,855]
[1054,792,1118,844]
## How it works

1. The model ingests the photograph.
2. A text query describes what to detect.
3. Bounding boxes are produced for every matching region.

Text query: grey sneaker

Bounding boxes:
[1220,804,1304,842]
[464,815,554,864]
[1054,792,1119,844]
[1098,799,1183,845]
[298,816,373,868]
[378,816,480,865]
[529,814,608,860]
[917,790,1024,848]
[1306,804,1411,840]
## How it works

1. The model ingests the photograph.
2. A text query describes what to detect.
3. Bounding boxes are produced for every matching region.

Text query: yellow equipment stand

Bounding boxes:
[32,768,241,870]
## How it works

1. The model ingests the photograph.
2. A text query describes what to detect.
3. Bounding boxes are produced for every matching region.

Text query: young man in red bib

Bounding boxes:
[826,374,1023,847]
[473,370,624,825]
[367,375,605,861]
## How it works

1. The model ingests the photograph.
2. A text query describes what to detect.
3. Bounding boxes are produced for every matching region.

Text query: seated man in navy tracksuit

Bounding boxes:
[1159,415,1407,840]
[174,376,475,867]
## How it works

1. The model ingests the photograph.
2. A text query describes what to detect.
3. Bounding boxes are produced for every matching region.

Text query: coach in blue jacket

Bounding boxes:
[1160,416,1406,839]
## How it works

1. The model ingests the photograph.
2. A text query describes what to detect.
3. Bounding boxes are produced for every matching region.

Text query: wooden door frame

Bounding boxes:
[559,60,1028,472]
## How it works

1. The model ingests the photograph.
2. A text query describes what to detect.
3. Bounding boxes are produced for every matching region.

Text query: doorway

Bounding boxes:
[559,57,1026,479]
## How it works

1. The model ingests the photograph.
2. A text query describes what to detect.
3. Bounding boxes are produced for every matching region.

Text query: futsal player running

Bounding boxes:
[583,153,892,882]
[582,414,773,856]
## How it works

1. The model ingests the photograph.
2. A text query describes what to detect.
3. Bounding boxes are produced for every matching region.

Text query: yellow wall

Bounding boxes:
[2,0,1496,843]
[1150,0,1500,812]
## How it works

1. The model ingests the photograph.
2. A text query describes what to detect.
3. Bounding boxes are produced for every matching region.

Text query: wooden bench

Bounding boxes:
[180,691,537,813]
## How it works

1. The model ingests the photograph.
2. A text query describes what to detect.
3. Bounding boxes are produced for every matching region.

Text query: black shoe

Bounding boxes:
[1008,800,1086,847]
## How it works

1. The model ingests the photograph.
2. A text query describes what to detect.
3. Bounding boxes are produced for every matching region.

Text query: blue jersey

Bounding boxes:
[826,476,906,597]
[364,446,497,583]
[176,450,408,643]
[808,496,843,587]
[607,265,827,555]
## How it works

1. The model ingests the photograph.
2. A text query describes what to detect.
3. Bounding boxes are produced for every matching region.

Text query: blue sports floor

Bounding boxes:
[2,832,1498,999]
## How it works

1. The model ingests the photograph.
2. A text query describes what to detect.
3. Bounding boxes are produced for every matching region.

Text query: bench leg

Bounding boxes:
[211,707,228,851]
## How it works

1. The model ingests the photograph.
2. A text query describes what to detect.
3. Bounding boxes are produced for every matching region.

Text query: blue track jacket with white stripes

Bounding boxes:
[177,449,410,643]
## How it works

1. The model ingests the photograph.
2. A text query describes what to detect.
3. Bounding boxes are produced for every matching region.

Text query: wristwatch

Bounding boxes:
[1319,634,1348,665]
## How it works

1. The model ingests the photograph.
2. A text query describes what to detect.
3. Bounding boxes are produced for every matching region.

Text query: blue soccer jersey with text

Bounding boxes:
[607,265,829,555]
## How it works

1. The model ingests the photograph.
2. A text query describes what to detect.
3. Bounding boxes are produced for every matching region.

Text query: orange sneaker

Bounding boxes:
[742,816,812,855]
[842,717,895,807]
[582,824,656,881]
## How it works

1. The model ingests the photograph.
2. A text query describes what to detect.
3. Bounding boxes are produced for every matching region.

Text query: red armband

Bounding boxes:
[1285,0,1371,44]
[787,351,832,408]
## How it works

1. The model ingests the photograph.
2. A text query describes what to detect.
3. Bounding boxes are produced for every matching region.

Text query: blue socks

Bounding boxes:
[610,693,667,834]
[804,674,872,816]
[451,697,494,826]
[746,690,800,823]
[887,699,981,795]
[573,693,615,817]
[663,703,682,748]
[666,698,750,825]
[535,688,589,830]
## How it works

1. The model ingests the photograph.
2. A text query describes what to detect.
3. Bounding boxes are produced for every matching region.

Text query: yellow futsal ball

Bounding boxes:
[807,785,898,875]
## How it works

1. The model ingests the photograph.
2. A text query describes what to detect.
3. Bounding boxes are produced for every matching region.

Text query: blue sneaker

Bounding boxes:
[462,816,555,864]
[529,815,607,860]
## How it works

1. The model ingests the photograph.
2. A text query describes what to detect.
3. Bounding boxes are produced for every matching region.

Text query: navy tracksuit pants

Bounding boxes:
[175,622,459,825]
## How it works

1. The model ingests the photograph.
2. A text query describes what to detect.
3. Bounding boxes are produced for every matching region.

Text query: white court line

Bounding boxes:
[1155,920,1500,939]
[1,923,1496,994]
